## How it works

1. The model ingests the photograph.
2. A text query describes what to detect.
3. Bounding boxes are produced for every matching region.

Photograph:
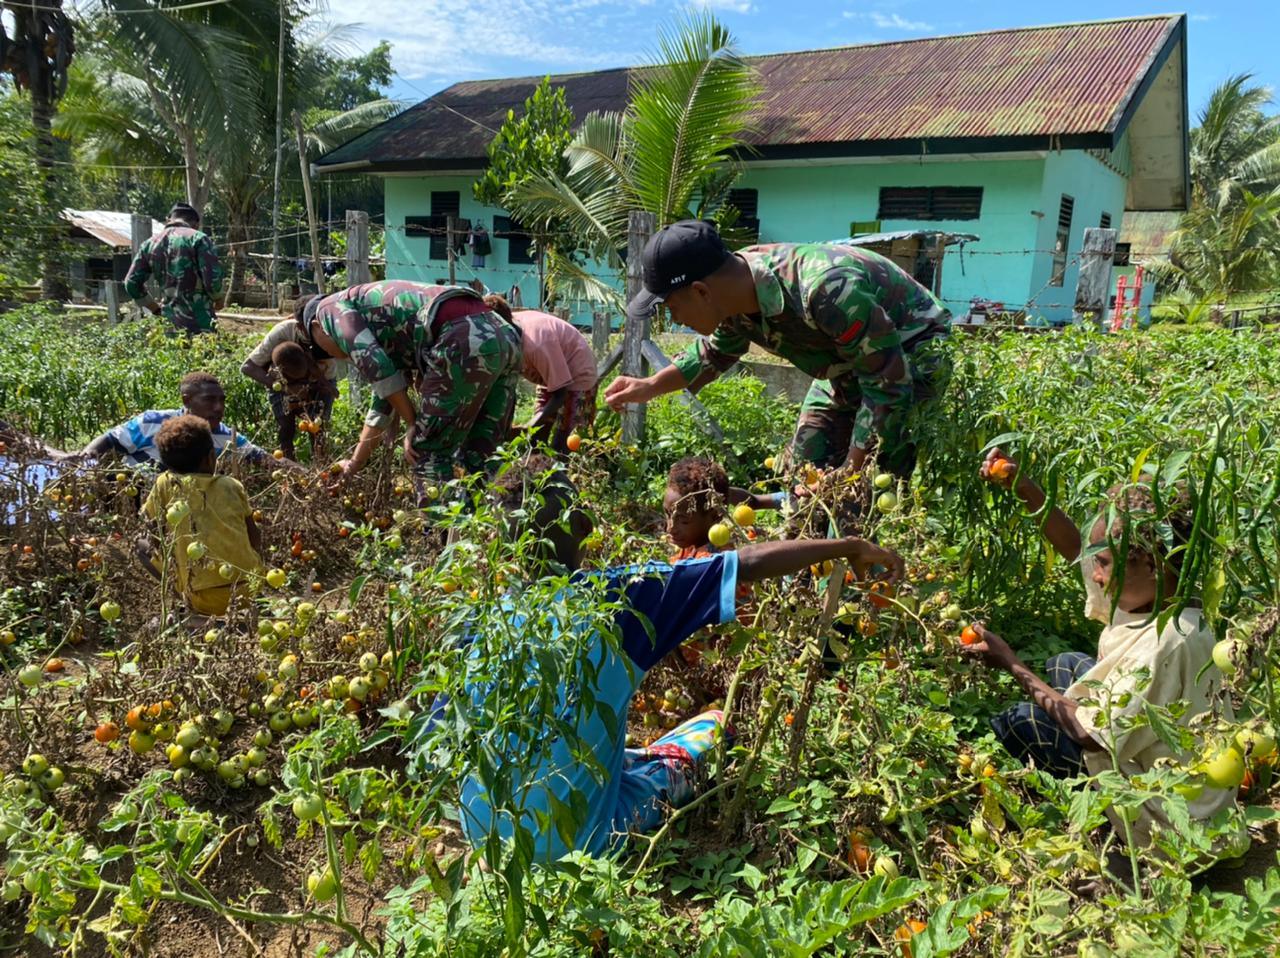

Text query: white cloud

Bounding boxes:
[326,0,648,88]
[843,10,934,32]
[698,0,755,13]
[1189,13,1215,22]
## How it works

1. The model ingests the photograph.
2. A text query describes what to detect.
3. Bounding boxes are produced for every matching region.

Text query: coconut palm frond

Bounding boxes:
[628,11,761,225]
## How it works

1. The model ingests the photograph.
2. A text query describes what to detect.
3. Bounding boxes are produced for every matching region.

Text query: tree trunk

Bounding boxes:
[30,84,69,301]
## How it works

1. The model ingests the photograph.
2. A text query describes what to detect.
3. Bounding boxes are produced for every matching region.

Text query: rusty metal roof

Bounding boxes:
[316,15,1184,172]
[61,209,164,249]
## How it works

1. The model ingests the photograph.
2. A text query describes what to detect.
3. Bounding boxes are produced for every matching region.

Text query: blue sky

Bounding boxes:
[327,1,1280,121]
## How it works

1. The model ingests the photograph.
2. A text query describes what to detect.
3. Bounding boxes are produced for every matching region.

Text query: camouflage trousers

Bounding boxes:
[412,311,524,481]
[163,299,217,336]
[790,335,952,478]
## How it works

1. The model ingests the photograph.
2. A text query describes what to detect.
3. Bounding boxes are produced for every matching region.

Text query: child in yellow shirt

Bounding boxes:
[138,415,262,617]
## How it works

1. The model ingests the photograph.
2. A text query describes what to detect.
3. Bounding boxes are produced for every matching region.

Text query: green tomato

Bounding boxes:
[253,729,273,748]
[873,473,894,490]
[175,724,202,749]
[307,867,338,902]
[1212,638,1239,676]
[39,766,65,790]
[1202,746,1246,790]
[268,710,292,733]
[1,880,21,901]
[1237,724,1278,762]
[875,492,898,513]
[17,664,41,688]
[21,753,49,776]
[292,793,324,821]
[99,600,122,622]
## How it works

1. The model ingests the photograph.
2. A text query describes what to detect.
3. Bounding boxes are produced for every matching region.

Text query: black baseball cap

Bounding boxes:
[168,202,200,223]
[626,219,731,323]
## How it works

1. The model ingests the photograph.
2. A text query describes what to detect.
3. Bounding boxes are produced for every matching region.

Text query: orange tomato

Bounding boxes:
[125,706,149,731]
[95,721,120,744]
[991,458,1016,481]
[784,712,795,726]
[76,558,92,572]
[311,582,323,593]
[291,541,304,557]
[895,919,928,958]
[847,834,872,873]
[960,626,980,645]
[338,527,350,538]
[859,618,879,638]
[868,581,896,609]
[566,433,582,452]
[44,657,66,673]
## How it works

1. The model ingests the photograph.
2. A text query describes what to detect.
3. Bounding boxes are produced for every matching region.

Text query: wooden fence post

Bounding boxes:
[104,281,120,325]
[345,210,370,286]
[621,210,656,445]
[446,215,456,286]
[131,213,152,319]
[592,312,610,359]
[344,210,371,405]
[1073,227,1116,327]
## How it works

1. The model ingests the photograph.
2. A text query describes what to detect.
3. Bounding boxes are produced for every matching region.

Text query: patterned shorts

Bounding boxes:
[614,710,733,836]
[990,651,1096,778]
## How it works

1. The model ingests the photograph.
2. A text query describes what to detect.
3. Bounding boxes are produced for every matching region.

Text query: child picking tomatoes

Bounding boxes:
[965,447,1245,854]
[431,454,902,861]
[136,415,263,618]
[664,456,788,564]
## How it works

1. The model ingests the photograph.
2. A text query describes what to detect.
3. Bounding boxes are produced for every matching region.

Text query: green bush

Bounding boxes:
[644,371,797,489]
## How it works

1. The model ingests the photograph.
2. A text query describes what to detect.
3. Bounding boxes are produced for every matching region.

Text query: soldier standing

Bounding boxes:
[605,220,952,479]
[123,202,224,336]
[302,280,523,487]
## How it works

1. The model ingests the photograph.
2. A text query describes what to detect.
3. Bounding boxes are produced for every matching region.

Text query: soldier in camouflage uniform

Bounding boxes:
[123,203,224,335]
[304,280,523,484]
[606,220,951,478]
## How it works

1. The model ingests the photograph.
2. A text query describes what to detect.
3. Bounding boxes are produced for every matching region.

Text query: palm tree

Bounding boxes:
[1,0,75,299]
[1190,74,1280,211]
[502,12,760,308]
[1162,188,1280,300]
[59,2,398,299]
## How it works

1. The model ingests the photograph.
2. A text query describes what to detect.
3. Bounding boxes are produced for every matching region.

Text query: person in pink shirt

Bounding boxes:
[485,296,599,454]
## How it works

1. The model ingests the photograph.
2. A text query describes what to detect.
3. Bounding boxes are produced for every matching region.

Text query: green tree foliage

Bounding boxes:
[301,39,393,114]
[473,76,573,210]
[1156,75,1280,305]
[0,0,75,298]
[502,12,760,308]
[0,93,48,287]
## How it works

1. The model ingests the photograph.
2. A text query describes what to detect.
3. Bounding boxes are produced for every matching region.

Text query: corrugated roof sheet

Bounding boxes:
[61,209,164,249]
[318,15,1182,171]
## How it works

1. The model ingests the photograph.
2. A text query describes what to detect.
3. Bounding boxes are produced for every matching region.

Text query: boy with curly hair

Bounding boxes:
[137,414,262,617]
[664,456,788,562]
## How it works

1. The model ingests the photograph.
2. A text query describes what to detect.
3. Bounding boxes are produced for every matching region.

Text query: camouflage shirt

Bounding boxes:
[672,244,951,451]
[313,280,481,428]
[123,223,224,333]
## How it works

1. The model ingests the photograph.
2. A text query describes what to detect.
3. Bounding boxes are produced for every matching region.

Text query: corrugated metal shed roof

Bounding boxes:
[318,15,1183,171]
[62,209,164,249]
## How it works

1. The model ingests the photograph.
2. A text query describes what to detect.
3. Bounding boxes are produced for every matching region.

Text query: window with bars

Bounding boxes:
[1099,211,1112,230]
[728,188,760,242]
[1050,195,1074,287]
[428,192,461,260]
[494,215,535,265]
[877,186,983,221]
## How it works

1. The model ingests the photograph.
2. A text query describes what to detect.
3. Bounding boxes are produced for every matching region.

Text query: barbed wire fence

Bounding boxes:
[17,211,1280,331]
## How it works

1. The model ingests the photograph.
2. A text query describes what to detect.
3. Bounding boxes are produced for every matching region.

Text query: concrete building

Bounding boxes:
[316,15,1189,325]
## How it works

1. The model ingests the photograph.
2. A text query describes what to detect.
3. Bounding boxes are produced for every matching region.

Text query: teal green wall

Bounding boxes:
[1028,150,1129,321]
[381,149,1131,326]
[736,158,1043,318]
[383,175,617,325]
